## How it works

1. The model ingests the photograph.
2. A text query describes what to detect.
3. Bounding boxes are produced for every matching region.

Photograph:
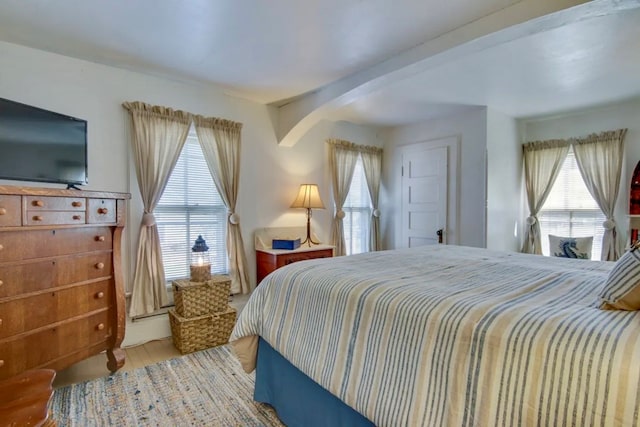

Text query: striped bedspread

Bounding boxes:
[230,245,640,427]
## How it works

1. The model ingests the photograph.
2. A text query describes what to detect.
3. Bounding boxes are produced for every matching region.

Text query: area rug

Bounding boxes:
[49,345,284,426]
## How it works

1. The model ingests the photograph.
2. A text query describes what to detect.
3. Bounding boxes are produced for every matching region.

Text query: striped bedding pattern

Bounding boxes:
[231,245,640,427]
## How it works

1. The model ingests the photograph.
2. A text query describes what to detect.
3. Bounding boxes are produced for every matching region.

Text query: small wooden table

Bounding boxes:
[256,244,334,283]
[0,369,56,426]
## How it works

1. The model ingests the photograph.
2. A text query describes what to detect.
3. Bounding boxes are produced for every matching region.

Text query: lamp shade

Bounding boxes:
[191,235,209,253]
[290,184,325,209]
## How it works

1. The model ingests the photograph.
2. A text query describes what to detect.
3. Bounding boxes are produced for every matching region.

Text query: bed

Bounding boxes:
[230,245,640,426]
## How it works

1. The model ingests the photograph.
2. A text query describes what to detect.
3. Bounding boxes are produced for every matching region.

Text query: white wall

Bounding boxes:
[0,41,383,345]
[381,107,488,249]
[523,98,640,249]
[255,119,384,244]
[486,108,521,252]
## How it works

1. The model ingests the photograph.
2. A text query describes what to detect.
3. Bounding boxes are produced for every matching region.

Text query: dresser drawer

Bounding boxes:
[0,252,113,298]
[276,248,333,267]
[0,309,111,379]
[0,280,112,339]
[24,196,85,211]
[0,261,55,298]
[0,196,21,227]
[87,199,116,224]
[0,227,112,262]
[256,247,334,283]
[55,252,113,284]
[24,211,86,226]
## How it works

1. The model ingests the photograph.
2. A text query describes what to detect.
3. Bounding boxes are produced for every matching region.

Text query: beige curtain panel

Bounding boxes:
[122,101,192,317]
[360,146,383,251]
[521,139,570,254]
[327,139,360,256]
[193,115,250,294]
[572,129,627,261]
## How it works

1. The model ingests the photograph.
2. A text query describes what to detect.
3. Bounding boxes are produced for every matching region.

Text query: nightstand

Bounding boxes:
[256,244,334,284]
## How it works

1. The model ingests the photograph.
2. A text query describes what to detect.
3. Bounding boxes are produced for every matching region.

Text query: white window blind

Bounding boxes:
[155,131,228,282]
[343,156,371,255]
[538,148,605,260]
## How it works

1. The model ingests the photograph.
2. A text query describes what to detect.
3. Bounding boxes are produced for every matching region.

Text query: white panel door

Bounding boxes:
[401,144,448,248]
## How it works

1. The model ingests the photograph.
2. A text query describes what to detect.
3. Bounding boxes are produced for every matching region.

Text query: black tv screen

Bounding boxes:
[0,97,87,186]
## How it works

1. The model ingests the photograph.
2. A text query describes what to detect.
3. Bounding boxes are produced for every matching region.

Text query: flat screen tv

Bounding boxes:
[0,97,88,187]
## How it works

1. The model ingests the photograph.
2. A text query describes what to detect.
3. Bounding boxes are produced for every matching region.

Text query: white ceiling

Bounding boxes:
[329,6,640,125]
[0,0,639,128]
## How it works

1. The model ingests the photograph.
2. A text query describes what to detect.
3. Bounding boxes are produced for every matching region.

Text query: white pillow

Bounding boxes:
[548,235,593,259]
[598,244,640,310]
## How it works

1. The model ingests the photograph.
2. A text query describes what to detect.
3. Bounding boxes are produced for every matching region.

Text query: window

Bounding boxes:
[155,130,228,282]
[343,156,371,255]
[538,148,605,260]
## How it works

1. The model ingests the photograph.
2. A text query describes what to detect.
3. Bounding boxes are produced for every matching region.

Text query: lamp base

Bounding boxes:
[190,264,211,282]
[302,208,320,247]
[301,235,320,246]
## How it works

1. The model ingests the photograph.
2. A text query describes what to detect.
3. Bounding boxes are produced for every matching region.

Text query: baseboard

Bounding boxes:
[123,314,172,347]
[121,293,249,348]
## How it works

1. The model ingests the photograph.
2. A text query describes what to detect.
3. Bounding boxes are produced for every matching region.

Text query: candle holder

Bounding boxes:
[190,235,211,282]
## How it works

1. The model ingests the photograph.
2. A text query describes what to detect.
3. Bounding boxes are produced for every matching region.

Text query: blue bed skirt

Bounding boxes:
[255,338,375,427]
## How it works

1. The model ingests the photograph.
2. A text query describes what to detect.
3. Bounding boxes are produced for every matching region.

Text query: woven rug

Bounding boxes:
[49,345,284,427]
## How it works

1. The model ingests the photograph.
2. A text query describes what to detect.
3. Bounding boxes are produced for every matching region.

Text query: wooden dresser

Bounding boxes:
[0,185,130,380]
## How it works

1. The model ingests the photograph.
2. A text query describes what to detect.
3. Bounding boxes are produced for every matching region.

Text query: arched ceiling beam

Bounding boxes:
[275,0,636,146]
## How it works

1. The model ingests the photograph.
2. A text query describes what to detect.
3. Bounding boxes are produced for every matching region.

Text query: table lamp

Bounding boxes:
[290,184,325,246]
[190,235,211,282]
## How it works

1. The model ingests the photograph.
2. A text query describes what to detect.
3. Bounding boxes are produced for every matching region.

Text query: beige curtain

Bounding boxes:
[193,115,250,294]
[573,129,627,261]
[361,146,383,251]
[328,139,360,256]
[521,139,570,254]
[123,101,192,317]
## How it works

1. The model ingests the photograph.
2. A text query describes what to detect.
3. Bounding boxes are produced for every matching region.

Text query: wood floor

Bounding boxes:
[53,293,250,388]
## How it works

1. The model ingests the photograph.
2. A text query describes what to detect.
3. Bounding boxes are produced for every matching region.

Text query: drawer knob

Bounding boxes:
[33,215,43,221]
[72,201,83,207]
[73,215,82,220]
[0,208,6,215]
[97,207,109,215]
[96,323,105,331]
[96,235,106,242]
[0,318,3,326]
[33,200,44,207]
[96,291,105,299]
[0,280,3,286]
[0,360,4,368]
[0,244,3,251]
[95,262,105,269]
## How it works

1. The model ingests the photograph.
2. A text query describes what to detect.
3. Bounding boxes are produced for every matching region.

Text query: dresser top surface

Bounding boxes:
[0,185,131,199]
